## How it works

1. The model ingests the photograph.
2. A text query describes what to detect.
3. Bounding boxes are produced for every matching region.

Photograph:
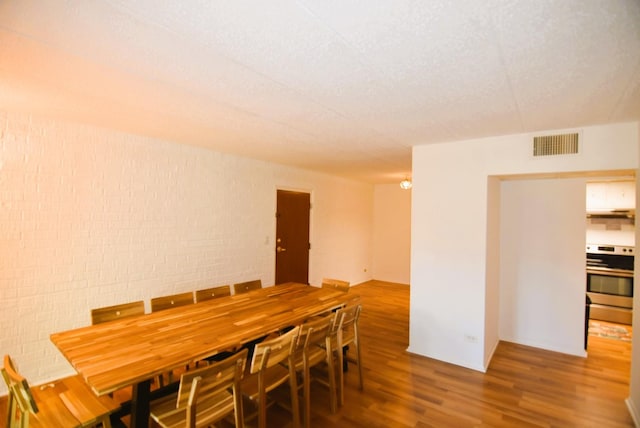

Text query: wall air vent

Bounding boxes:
[532,133,579,157]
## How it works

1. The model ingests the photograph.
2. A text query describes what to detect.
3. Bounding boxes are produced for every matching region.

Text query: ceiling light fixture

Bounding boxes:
[400,177,412,190]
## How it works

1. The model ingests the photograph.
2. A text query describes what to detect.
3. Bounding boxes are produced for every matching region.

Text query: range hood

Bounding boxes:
[586,208,635,219]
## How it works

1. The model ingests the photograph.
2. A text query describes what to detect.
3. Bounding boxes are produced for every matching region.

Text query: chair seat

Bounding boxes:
[58,375,120,426]
[28,394,84,427]
[151,390,235,428]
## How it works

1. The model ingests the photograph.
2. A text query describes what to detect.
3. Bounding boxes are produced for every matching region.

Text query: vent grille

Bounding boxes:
[533,133,579,157]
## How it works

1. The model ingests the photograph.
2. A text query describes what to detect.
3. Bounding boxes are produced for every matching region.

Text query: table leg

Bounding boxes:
[130,379,151,428]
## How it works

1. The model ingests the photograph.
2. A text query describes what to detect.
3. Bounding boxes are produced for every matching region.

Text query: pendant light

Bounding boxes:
[400,177,412,190]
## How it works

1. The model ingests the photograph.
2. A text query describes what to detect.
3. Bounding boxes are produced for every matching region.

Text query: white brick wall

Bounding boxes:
[0,111,373,391]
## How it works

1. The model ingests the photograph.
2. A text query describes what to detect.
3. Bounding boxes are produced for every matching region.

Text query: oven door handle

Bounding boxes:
[586,268,634,278]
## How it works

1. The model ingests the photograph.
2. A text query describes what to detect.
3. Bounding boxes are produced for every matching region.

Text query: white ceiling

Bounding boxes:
[1,1,639,183]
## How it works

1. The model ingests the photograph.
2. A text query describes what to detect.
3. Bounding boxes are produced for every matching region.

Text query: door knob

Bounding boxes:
[276,246,287,253]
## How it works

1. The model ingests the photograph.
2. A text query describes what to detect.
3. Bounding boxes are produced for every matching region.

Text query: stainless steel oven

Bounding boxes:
[586,244,634,324]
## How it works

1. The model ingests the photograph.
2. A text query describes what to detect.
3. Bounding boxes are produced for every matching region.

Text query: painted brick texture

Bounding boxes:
[0,111,373,390]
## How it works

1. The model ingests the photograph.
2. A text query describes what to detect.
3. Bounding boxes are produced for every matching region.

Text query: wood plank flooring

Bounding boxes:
[2,280,633,427]
[272,280,634,428]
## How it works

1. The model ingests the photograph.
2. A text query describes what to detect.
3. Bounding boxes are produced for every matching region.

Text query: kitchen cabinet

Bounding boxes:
[586,180,635,210]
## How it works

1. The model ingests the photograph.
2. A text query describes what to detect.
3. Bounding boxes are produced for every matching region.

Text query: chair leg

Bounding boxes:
[343,346,349,371]
[258,394,267,428]
[327,350,338,414]
[232,383,244,428]
[345,340,364,391]
[97,414,112,428]
[304,365,311,428]
[289,368,300,428]
[355,341,363,390]
[337,347,345,407]
[155,374,164,388]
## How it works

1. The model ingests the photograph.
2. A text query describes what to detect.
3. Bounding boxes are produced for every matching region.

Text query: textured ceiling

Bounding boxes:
[0,1,639,183]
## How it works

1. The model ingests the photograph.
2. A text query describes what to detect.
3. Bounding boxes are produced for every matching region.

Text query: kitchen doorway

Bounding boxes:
[275,189,310,285]
[585,179,635,352]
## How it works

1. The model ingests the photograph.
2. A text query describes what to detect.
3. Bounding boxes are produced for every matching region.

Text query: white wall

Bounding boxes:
[410,121,638,372]
[0,111,373,392]
[500,178,587,356]
[484,176,501,363]
[372,184,411,284]
[630,122,640,425]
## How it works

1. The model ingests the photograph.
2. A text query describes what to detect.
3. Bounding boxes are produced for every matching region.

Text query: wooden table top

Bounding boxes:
[50,283,358,396]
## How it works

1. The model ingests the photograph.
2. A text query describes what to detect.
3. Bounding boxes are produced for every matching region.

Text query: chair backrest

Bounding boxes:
[195,285,231,302]
[176,349,248,428]
[233,279,262,295]
[91,300,145,325]
[150,291,194,312]
[321,278,350,292]
[336,304,362,347]
[2,355,38,428]
[250,326,300,375]
[296,314,334,364]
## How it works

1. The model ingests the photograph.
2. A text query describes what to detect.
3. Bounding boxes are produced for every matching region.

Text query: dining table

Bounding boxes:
[50,282,359,427]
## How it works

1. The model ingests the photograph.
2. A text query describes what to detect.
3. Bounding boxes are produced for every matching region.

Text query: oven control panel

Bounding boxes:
[586,244,634,255]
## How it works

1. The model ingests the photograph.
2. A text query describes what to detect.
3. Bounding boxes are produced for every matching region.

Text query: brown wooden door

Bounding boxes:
[275,190,310,285]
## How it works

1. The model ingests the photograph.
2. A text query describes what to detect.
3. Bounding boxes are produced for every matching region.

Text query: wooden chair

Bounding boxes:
[334,304,363,406]
[91,300,145,325]
[292,314,337,428]
[2,355,117,428]
[151,292,196,385]
[195,286,238,364]
[321,278,350,293]
[194,285,231,302]
[242,326,300,428]
[150,291,194,312]
[150,349,247,428]
[310,279,349,320]
[233,279,262,295]
[90,300,146,402]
